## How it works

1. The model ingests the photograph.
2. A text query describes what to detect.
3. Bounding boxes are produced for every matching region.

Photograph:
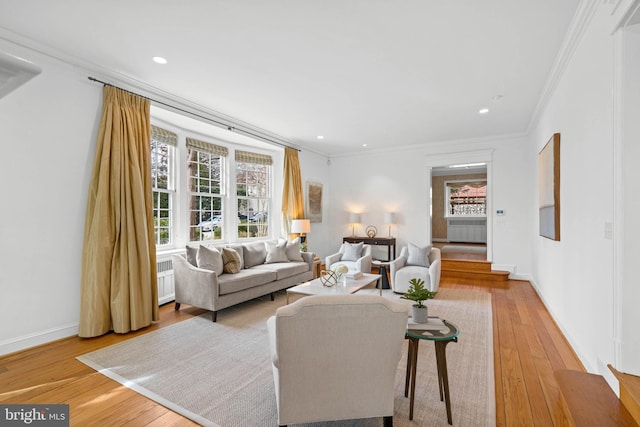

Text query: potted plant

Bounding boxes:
[401,278,437,323]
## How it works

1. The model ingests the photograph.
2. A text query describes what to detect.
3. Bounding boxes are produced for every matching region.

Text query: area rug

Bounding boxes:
[77,288,494,427]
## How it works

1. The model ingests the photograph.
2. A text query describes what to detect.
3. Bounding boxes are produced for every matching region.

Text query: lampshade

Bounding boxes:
[384,212,395,224]
[291,219,311,234]
[349,213,361,224]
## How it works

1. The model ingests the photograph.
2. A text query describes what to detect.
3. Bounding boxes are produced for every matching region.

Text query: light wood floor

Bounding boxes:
[0,276,582,426]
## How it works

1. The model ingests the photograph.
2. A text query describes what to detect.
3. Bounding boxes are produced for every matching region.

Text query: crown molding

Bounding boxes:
[527,0,600,134]
[0,50,41,99]
[329,131,526,159]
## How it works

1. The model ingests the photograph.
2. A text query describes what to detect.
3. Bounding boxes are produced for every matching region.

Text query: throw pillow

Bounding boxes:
[341,242,364,261]
[196,245,224,276]
[225,244,244,270]
[285,237,304,262]
[265,240,288,264]
[243,241,267,268]
[185,245,199,266]
[406,243,431,267]
[221,248,242,274]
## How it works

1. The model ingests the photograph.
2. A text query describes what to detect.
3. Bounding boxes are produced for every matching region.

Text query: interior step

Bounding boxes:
[441,259,510,281]
[555,369,639,427]
[610,365,640,425]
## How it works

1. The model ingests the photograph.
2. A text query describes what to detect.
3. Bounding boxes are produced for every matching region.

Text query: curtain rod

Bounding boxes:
[87,77,300,152]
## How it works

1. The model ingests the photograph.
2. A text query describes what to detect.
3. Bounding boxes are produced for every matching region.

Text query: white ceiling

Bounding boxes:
[0,0,580,156]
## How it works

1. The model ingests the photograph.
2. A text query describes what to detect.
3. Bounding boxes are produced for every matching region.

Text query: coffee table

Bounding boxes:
[286,273,382,304]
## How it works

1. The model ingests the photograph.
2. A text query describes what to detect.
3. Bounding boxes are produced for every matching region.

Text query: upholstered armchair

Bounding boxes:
[389,244,441,294]
[267,294,408,427]
[325,242,372,273]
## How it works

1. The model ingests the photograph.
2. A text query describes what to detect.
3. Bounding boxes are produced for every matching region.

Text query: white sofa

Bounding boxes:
[172,240,314,321]
[325,241,372,274]
[389,245,441,293]
[267,294,408,427]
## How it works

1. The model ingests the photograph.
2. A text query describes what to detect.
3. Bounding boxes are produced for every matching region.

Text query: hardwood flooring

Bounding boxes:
[0,276,583,426]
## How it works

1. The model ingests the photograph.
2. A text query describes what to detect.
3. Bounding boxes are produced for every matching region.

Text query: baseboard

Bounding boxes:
[491,263,516,274]
[528,277,595,373]
[0,323,78,357]
[509,273,531,281]
[159,293,176,306]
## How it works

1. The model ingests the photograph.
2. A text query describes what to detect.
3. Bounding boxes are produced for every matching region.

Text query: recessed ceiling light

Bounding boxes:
[316,135,324,140]
[362,144,368,147]
[152,56,168,64]
[478,108,489,114]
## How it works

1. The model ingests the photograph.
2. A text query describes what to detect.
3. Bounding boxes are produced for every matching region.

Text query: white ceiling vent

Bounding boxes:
[0,52,41,99]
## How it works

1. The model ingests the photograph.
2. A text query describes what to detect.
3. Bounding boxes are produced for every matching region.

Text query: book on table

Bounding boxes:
[407,316,449,332]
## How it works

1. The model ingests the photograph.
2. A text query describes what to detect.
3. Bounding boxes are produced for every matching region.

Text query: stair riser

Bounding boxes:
[441,269,509,282]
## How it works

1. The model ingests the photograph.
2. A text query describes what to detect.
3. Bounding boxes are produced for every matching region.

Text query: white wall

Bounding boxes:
[324,137,532,274]
[0,40,100,354]
[528,4,617,375]
[617,12,640,375]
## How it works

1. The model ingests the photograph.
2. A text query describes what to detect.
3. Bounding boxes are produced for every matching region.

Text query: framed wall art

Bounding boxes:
[538,133,560,240]
[306,181,323,223]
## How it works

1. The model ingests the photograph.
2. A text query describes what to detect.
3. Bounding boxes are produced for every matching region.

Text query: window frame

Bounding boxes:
[150,117,278,251]
[150,130,176,247]
[235,157,272,240]
[444,179,487,218]
[186,146,225,243]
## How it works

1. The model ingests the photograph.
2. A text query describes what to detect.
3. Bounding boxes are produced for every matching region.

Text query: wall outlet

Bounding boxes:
[604,222,613,240]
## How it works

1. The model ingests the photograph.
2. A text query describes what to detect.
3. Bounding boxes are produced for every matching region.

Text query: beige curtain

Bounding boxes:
[281,147,305,238]
[79,86,158,338]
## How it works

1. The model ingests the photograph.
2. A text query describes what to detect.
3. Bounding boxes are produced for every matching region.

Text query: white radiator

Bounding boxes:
[156,257,175,305]
[447,218,487,243]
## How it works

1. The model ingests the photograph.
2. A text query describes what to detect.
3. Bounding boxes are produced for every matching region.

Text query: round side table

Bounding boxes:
[405,320,459,424]
[372,260,391,289]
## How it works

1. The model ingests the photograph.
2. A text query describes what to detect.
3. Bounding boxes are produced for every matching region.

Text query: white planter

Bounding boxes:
[411,304,428,323]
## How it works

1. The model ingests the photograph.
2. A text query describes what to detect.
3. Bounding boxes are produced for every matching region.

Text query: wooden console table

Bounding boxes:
[343,236,396,261]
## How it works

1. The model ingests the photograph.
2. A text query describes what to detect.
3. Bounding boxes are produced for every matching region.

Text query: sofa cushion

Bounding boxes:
[406,243,431,267]
[222,248,242,274]
[252,261,310,280]
[196,245,224,276]
[243,241,267,268]
[266,240,288,263]
[217,269,276,295]
[341,242,363,261]
[285,237,304,262]
[225,244,244,270]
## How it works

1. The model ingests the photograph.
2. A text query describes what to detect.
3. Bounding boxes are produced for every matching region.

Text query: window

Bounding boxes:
[446,180,487,216]
[150,126,177,246]
[150,118,277,248]
[236,150,272,238]
[186,138,228,242]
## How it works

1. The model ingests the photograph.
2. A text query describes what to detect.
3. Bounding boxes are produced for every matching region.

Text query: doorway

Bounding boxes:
[431,164,487,261]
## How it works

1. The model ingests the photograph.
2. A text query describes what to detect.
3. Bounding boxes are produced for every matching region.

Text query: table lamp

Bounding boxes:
[291,219,311,250]
[349,213,361,236]
[384,212,396,237]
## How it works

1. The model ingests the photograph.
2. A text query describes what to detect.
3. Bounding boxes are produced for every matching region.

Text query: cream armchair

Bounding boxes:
[390,245,441,294]
[267,294,408,427]
[325,242,372,273]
